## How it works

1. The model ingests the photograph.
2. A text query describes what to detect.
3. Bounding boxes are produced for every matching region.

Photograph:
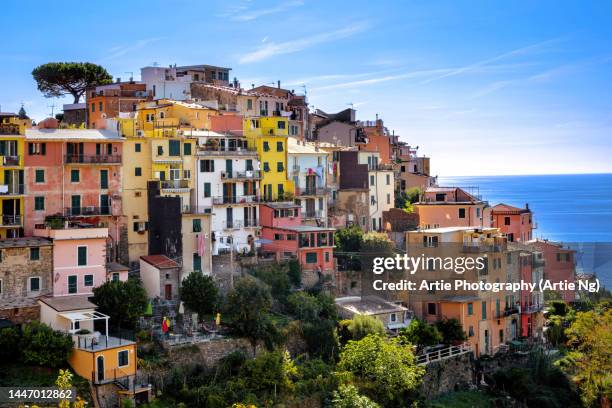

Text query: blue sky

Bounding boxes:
[1,0,611,176]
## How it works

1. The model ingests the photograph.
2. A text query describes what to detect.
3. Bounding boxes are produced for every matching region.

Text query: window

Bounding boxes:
[71,169,80,182]
[30,247,40,260]
[169,140,180,156]
[247,99,253,110]
[427,303,437,315]
[276,141,283,151]
[34,196,45,211]
[68,275,77,294]
[29,277,40,292]
[481,301,487,320]
[91,103,95,112]
[200,160,214,172]
[193,253,202,272]
[387,193,391,204]
[183,170,191,179]
[184,142,192,155]
[203,183,211,197]
[305,252,318,263]
[99,102,103,112]
[112,273,120,282]
[35,169,45,183]
[278,184,284,196]
[157,146,163,156]
[277,162,284,172]
[325,251,330,262]
[263,162,270,172]
[135,167,142,176]
[192,219,202,232]
[370,175,375,185]
[467,303,473,315]
[504,217,511,226]
[118,350,129,367]
[386,174,390,185]
[28,142,46,155]
[468,326,474,337]
[476,207,481,218]
[263,141,270,152]
[506,253,512,264]
[135,143,141,152]
[100,170,108,189]
[84,275,94,287]
[458,208,466,218]
[277,121,286,129]
[274,233,283,240]
[77,246,87,266]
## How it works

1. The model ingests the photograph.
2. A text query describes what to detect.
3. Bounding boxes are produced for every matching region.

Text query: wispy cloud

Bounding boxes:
[239,22,368,64]
[231,0,304,22]
[104,37,164,60]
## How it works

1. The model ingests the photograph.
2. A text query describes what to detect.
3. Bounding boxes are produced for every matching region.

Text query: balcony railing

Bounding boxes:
[196,146,257,156]
[64,155,122,164]
[2,155,20,166]
[181,205,212,214]
[303,210,323,219]
[377,163,395,171]
[0,184,24,195]
[160,179,189,190]
[212,195,260,205]
[462,244,504,253]
[224,220,243,229]
[295,187,330,196]
[1,215,22,226]
[504,307,519,316]
[220,170,261,180]
[524,304,544,314]
[291,165,300,173]
[0,124,20,135]
[244,218,259,228]
[64,207,111,217]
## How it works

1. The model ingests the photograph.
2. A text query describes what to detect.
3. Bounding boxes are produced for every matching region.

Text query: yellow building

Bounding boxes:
[0,113,28,238]
[243,116,293,201]
[117,99,210,264]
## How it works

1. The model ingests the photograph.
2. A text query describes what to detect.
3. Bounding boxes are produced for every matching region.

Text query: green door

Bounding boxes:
[100,170,108,189]
[225,159,233,177]
[193,253,202,272]
[71,195,81,215]
[68,275,77,294]
[100,194,110,215]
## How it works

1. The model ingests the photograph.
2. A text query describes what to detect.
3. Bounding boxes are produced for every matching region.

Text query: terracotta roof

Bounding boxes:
[140,255,180,269]
[39,295,97,312]
[0,237,52,249]
[492,203,530,214]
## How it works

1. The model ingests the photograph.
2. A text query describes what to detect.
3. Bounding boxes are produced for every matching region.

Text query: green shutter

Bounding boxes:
[100,170,108,189]
[35,169,44,183]
[169,140,180,156]
[78,246,87,266]
[184,142,192,155]
[204,183,211,197]
[193,253,202,272]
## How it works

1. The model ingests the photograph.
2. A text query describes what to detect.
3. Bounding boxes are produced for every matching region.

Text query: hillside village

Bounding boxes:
[0,62,608,408]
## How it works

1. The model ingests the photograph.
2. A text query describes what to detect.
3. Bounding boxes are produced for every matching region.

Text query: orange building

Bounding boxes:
[357,118,393,164]
[86,81,151,129]
[529,239,576,303]
[415,187,491,229]
[491,203,534,242]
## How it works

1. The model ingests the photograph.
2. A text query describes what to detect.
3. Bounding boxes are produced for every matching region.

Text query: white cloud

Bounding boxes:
[232,0,304,22]
[239,22,368,64]
[104,37,164,60]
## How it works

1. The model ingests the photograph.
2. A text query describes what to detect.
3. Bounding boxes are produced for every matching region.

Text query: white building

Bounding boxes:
[288,137,329,226]
[190,130,261,255]
[141,64,232,101]
[358,151,395,231]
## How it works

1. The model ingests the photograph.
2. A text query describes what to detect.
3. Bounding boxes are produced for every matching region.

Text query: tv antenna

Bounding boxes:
[125,71,134,81]
[48,103,56,117]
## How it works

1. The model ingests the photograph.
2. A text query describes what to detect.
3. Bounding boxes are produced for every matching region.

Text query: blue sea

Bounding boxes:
[438,173,612,289]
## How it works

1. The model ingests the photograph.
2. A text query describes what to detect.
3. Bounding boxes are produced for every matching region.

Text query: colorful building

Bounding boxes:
[358,151,395,232]
[528,239,576,303]
[244,116,293,201]
[415,187,491,230]
[0,112,28,238]
[139,255,181,300]
[86,81,151,129]
[491,203,534,242]
[260,202,335,283]
[141,64,232,100]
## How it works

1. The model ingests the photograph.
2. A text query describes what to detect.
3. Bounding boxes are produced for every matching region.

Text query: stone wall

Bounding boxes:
[166,337,261,368]
[419,352,476,399]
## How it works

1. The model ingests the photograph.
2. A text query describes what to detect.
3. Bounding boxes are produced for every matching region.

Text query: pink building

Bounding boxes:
[491,203,534,242]
[24,128,124,259]
[415,187,491,229]
[34,227,114,296]
[260,202,335,280]
[529,239,576,303]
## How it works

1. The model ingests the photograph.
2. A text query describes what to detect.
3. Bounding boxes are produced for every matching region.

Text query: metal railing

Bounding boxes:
[0,184,24,195]
[181,205,212,214]
[64,206,111,216]
[224,220,243,229]
[1,215,22,226]
[415,343,473,365]
[2,155,20,166]
[0,124,20,135]
[160,179,189,189]
[220,170,261,180]
[462,244,504,253]
[295,187,330,196]
[244,218,259,227]
[303,210,323,219]
[212,195,260,205]
[524,304,544,314]
[64,154,122,164]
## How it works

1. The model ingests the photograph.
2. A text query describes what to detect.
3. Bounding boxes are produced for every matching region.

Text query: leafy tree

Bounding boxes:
[302,319,340,361]
[287,259,301,287]
[21,322,73,367]
[337,334,424,405]
[400,319,442,352]
[226,276,279,351]
[287,291,322,321]
[92,279,148,329]
[236,350,298,397]
[335,224,364,252]
[557,309,612,407]
[0,327,21,362]
[250,263,291,302]
[32,62,112,103]
[331,384,380,408]
[180,273,219,320]
[549,300,569,317]
[346,315,386,341]
[435,318,467,345]
[395,187,422,213]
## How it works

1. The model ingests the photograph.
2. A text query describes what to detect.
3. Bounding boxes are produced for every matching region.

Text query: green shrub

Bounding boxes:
[0,327,21,362]
[21,322,73,368]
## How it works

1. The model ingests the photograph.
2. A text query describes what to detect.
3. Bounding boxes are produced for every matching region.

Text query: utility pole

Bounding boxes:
[229,234,234,289]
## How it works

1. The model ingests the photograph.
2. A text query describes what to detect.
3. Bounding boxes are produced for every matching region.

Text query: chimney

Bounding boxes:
[525,203,529,210]
[277,80,281,89]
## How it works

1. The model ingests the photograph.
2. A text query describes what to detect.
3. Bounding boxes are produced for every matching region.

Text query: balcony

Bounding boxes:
[1,215,22,226]
[64,207,112,217]
[504,307,519,316]
[291,165,300,174]
[220,170,261,181]
[295,187,330,197]
[524,304,543,314]
[2,155,20,166]
[196,146,257,156]
[244,218,259,228]
[462,244,505,253]
[212,195,260,205]
[160,179,190,191]
[0,124,20,135]
[64,155,122,165]
[0,184,24,195]
[181,205,212,214]
[303,210,323,219]
[224,220,243,230]
[377,164,395,171]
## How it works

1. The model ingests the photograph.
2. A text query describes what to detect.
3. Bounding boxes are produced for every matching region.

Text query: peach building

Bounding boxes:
[528,239,576,303]
[415,187,491,229]
[34,226,114,296]
[24,127,125,261]
[491,203,534,242]
[86,81,151,129]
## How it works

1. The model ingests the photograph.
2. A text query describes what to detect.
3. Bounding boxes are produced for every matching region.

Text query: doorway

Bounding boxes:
[96,356,105,382]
